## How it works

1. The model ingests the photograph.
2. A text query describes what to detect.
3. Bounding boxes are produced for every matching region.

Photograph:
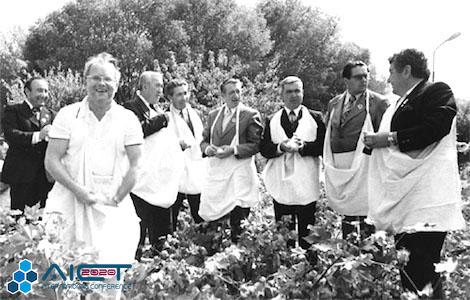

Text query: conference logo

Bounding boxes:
[6,259,38,295]
[5,259,133,294]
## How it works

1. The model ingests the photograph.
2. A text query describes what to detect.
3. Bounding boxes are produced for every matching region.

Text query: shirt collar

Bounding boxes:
[24,99,34,110]
[284,105,302,117]
[346,90,364,103]
[137,91,154,111]
[225,104,239,115]
[171,104,186,115]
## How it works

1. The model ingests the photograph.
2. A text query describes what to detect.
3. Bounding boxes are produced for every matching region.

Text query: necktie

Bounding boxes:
[32,106,41,122]
[180,110,194,136]
[222,108,233,132]
[341,94,356,125]
[288,110,297,124]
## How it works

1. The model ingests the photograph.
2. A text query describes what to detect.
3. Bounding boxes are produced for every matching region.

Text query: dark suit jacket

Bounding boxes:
[1,102,55,184]
[260,108,325,159]
[123,96,168,138]
[200,105,263,159]
[391,81,456,152]
[326,90,389,153]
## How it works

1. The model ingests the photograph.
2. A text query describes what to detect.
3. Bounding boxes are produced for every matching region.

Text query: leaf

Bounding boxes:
[434,259,458,273]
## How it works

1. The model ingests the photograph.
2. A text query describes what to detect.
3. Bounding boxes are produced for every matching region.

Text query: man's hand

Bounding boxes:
[205,145,218,157]
[180,140,191,151]
[39,124,52,141]
[74,187,98,206]
[363,132,392,149]
[457,142,470,153]
[215,145,234,158]
[280,139,297,153]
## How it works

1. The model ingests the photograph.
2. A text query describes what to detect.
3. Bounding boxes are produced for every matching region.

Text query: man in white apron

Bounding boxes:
[260,76,325,250]
[200,78,263,243]
[123,71,178,260]
[165,79,205,229]
[324,61,389,239]
[365,49,465,298]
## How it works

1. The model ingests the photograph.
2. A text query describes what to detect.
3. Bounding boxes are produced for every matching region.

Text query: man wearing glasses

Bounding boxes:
[323,61,389,240]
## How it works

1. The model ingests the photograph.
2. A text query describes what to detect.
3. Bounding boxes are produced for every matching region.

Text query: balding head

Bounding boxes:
[138,71,163,104]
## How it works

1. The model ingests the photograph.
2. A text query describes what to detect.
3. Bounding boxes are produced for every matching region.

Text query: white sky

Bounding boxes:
[1,0,469,98]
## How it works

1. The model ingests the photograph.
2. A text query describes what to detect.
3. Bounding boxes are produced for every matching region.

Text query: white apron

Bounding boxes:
[367,104,465,233]
[168,105,205,195]
[45,99,140,263]
[199,104,260,221]
[324,92,373,216]
[132,119,184,208]
[262,105,320,205]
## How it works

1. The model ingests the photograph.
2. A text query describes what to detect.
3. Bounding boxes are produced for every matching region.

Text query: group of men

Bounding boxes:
[1,48,465,297]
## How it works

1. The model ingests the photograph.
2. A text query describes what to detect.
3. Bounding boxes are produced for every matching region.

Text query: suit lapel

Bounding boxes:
[20,102,40,129]
[392,80,427,121]
[330,94,345,128]
[342,93,366,127]
[221,107,237,139]
[136,96,151,120]
[211,107,224,142]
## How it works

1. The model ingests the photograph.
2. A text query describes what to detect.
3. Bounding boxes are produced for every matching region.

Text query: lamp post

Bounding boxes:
[432,32,461,82]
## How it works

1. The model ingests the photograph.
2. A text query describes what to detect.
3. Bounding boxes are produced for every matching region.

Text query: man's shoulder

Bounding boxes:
[4,102,25,113]
[328,94,343,106]
[424,81,452,95]
[368,90,389,105]
[306,108,323,120]
[240,105,260,117]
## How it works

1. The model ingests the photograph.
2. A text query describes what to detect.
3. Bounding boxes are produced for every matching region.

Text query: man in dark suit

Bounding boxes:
[260,76,325,250]
[325,61,389,239]
[200,78,263,243]
[1,76,55,211]
[364,49,464,298]
[123,71,169,260]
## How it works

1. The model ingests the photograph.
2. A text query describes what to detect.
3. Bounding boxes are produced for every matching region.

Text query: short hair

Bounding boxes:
[164,78,188,97]
[23,76,46,94]
[388,49,430,81]
[220,78,242,93]
[83,52,121,82]
[342,61,369,79]
[279,76,303,92]
[138,71,163,90]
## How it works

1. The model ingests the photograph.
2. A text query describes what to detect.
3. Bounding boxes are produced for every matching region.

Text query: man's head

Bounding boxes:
[220,78,242,109]
[343,61,369,96]
[280,76,303,110]
[165,79,189,110]
[388,49,430,97]
[84,52,120,104]
[138,71,164,105]
[24,76,49,107]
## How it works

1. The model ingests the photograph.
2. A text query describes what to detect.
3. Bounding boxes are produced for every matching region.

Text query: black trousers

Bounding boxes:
[273,200,316,249]
[342,215,375,240]
[171,192,203,231]
[130,193,171,248]
[10,171,53,211]
[210,206,250,243]
[395,232,447,299]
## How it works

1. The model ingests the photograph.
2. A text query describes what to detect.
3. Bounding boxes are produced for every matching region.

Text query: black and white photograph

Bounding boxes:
[1,0,469,299]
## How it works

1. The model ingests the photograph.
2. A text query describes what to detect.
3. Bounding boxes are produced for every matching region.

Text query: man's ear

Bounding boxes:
[403,65,412,78]
[24,87,31,99]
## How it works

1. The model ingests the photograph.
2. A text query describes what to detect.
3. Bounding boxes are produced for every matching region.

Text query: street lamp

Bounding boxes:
[432,32,461,82]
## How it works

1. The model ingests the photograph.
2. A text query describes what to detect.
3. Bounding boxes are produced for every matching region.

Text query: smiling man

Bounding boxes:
[199,78,263,243]
[1,76,55,212]
[365,49,465,298]
[324,61,389,240]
